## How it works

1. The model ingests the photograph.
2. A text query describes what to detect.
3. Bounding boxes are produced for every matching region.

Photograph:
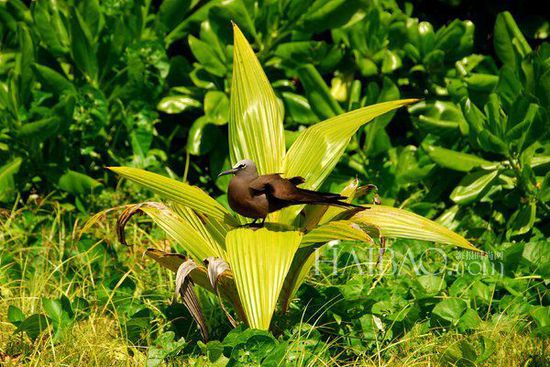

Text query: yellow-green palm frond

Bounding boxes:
[279,99,419,224]
[229,23,285,175]
[353,205,481,252]
[225,227,302,330]
[108,166,239,226]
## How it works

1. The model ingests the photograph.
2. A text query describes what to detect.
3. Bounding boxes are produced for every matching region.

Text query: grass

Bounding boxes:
[1,197,548,366]
[353,321,549,366]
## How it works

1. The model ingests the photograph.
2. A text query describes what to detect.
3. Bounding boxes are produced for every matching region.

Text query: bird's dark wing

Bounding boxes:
[249,174,305,191]
[288,176,305,185]
[249,174,284,194]
[249,174,363,211]
[249,175,341,202]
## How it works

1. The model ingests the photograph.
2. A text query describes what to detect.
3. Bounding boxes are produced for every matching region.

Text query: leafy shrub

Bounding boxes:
[0,0,548,365]
[1,1,547,240]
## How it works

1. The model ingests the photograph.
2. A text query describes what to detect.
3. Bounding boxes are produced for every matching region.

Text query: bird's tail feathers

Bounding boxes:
[309,200,364,209]
[295,188,365,209]
[297,188,347,201]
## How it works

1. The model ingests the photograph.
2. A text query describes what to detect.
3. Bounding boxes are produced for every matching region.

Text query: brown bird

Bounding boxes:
[218,159,364,225]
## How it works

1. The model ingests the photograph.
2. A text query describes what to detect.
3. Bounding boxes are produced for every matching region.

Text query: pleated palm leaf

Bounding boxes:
[87,24,481,338]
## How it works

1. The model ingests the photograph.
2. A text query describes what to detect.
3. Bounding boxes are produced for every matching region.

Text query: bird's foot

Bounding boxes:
[243,221,265,228]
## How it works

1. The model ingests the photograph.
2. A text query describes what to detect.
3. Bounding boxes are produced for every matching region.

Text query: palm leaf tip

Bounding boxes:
[230,22,285,176]
[352,205,481,252]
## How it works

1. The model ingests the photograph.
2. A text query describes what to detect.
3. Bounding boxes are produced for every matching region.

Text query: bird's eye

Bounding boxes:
[239,164,246,169]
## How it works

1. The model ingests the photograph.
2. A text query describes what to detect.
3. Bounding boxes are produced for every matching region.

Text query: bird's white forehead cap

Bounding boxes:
[233,159,255,169]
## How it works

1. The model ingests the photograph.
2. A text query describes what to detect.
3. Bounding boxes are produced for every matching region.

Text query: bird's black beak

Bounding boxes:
[218,168,238,177]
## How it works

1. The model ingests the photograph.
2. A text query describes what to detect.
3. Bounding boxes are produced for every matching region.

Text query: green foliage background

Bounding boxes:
[0,0,548,365]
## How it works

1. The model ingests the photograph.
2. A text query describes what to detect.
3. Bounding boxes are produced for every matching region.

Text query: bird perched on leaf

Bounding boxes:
[218,159,365,225]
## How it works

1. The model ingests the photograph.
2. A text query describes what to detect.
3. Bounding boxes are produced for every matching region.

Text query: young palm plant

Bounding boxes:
[85,24,480,339]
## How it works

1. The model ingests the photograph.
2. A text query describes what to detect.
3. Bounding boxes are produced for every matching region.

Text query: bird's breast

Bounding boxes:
[228,178,269,218]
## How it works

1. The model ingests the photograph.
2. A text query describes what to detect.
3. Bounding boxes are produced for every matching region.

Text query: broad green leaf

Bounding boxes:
[16,24,34,104]
[186,116,222,156]
[32,0,69,55]
[353,205,480,252]
[507,202,536,237]
[274,41,332,67]
[58,170,103,196]
[225,228,302,330]
[7,305,25,326]
[281,99,418,223]
[302,0,362,33]
[395,146,436,185]
[204,90,229,125]
[434,19,473,57]
[78,0,102,38]
[208,1,256,45]
[229,23,285,175]
[441,340,478,366]
[16,314,50,341]
[436,205,460,229]
[108,167,238,226]
[460,97,486,139]
[33,64,74,97]
[494,12,531,67]
[476,336,497,363]
[157,95,201,114]
[69,8,97,81]
[417,21,435,57]
[464,73,499,92]
[424,145,494,172]
[301,220,374,247]
[530,306,550,329]
[432,298,467,325]
[281,92,319,125]
[0,157,23,202]
[540,171,550,202]
[157,0,192,33]
[297,64,343,119]
[17,117,59,140]
[450,170,499,204]
[188,35,226,77]
[409,100,464,135]
[42,297,73,336]
[147,331,187,367]
[457,308,482,332]
[496,66,522,109]
[199,20,227,63]
[381,50,402,73]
